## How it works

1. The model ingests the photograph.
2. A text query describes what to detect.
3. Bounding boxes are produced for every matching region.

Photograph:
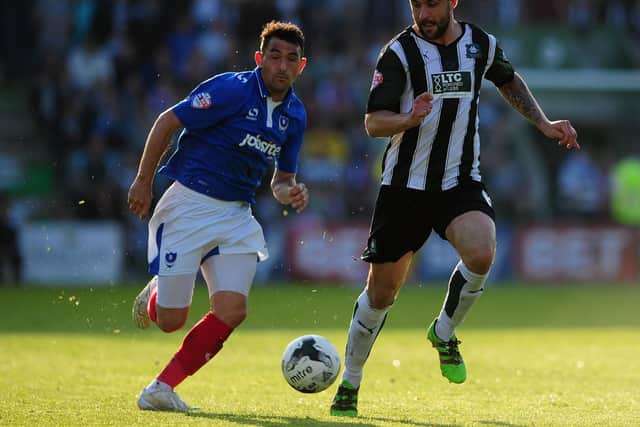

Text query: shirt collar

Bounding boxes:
[255,67,295,112]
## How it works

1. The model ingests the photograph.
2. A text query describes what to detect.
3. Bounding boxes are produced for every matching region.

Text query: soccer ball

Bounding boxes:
[281,334,341,393]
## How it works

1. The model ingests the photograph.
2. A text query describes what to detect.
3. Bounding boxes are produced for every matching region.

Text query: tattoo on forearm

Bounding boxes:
[498,74,545,125]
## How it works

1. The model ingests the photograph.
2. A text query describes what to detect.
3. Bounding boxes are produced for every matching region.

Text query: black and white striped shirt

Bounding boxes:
[367,23,515,191]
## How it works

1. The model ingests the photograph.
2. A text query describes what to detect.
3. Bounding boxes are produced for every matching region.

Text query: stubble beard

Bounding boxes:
[418,15,450,41]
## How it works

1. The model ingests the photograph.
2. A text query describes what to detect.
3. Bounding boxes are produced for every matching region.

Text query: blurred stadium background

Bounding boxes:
[1,0,639,287]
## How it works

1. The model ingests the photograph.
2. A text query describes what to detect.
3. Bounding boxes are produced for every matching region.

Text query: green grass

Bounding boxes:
[1,283,639,426]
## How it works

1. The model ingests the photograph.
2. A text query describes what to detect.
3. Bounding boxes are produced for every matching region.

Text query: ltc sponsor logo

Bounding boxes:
[239,133,281,157]
[431,71,472,98]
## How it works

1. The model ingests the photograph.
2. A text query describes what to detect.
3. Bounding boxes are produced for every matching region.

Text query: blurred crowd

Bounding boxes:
[0,0,639,276]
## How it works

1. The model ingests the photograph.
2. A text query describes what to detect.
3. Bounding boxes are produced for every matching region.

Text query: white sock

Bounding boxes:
[436,261,488,341]
[342,291,390,388]
[435,312,456,342]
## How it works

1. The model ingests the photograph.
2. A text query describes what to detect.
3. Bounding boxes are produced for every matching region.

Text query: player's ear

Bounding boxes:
[451,0,459,9]
[255,51,263,67]
[297,57,307,74]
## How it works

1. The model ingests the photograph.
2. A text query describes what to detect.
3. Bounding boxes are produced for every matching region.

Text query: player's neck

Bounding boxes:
[270,91,287,102]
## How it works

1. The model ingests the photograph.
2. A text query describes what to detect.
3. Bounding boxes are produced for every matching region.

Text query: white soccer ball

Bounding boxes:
[281,334,341,393]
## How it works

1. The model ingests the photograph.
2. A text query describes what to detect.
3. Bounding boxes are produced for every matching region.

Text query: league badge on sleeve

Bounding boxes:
[370,69,384,91]
[191,92,212,109]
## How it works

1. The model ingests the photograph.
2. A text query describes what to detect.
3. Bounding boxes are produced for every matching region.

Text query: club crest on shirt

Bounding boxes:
[370,69,383,91]
[278,115,289,132]
[465,43,482,59]
[191,92,212,109]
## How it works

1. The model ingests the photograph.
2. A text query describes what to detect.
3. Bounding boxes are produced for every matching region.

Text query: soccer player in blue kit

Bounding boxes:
[127,21,309,411]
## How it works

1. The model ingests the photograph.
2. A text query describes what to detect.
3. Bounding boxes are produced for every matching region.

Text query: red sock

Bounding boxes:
[147,287,158,323]
[157,312,232,388]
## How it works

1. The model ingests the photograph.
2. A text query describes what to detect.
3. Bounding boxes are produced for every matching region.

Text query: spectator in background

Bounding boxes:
[66,33,114,92]
[497,0,522,28]
[557,147,608,219]
[568,0,596,34]
[17,0,638,281]
[611,156,640,225]
[0,192,22,285]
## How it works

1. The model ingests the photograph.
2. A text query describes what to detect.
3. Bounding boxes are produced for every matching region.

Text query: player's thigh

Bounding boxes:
[147,183,216,276]
[201,253,257,296]
[366,251,414,308]
[445,211,496,271]
[157,273,198,308]
[156,273,197,328]
[432,182,496,269]
[201,254,256,325]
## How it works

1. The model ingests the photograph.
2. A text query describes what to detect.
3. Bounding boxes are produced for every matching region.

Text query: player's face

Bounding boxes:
[410,0,453,41]
[256,37,306,100]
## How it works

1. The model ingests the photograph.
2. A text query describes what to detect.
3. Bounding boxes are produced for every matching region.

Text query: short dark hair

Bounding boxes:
[259,21,305,56]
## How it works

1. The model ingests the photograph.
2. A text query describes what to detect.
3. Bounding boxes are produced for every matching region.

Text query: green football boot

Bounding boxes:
[329,380,359,417]
[427,319,467,384]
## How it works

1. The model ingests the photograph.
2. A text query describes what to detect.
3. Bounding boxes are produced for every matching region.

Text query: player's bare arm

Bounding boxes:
[271,169,309,213]
[498,73,580,150]
[128,109,183,219]
[365,92,433,137]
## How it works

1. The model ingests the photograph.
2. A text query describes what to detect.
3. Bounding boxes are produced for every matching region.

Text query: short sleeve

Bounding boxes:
[172,74,244,130]
[366,47,407,113]
[276,113,306,174]
[485,41,515,87]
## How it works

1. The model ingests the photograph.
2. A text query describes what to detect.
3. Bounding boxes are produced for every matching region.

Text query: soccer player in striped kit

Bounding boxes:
[330,0,579,417]
[127,21,309,412]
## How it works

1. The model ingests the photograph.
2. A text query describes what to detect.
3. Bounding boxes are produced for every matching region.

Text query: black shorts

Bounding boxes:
[361,182,496,263]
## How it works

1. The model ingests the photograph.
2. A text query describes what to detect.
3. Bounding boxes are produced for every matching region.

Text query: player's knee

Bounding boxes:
[215,307,247,329]
[464,247,495,275]
[156,316,187,333]
[157,321,185,333]
[368,288,396,309]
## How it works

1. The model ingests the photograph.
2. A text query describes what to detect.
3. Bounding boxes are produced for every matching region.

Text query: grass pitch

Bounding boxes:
[0,283,638,426]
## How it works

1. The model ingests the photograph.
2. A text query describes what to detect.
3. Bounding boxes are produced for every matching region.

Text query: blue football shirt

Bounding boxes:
[160,68,306,204]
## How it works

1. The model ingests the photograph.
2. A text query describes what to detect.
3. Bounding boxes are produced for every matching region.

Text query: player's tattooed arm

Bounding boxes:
[497,72,547,127]
[498,72,580,150]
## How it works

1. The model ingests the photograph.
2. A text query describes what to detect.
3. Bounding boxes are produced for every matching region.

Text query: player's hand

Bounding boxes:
[288,182,308,213]
[540,119,580,150]
[407,92,433,128]
[127,177,153,219]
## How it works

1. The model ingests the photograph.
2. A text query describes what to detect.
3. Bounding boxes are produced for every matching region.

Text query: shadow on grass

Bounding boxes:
[185,411,460,427]
[477,421,527,427]
[367,416,459,427]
